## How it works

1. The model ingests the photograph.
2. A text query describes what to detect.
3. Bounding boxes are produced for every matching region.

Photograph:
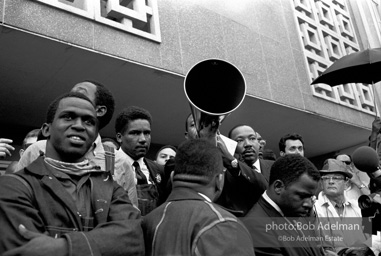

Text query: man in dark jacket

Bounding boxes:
[241,154,326,256]
[143,139,255,256]
[0,92,144,255]
[215,124,271,216]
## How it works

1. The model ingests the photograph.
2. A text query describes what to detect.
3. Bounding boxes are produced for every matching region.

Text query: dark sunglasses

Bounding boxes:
[342,160,352,165]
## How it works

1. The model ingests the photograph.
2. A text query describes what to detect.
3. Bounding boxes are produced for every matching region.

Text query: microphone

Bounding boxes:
[352,146,379,174]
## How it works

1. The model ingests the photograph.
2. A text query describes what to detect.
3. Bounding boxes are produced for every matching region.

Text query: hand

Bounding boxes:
[0,138,15,159]
[198,122,218,146]
[347,165,362,187]
[4,225,68,256]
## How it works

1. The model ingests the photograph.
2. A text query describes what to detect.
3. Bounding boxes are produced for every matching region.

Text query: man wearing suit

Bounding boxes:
[242,154,326,256]
[228,124,274,182]
[213,124,269,216]
[182,115,267,216]
[115,106,165,216]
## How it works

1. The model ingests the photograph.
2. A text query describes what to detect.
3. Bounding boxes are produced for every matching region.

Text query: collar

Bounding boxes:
[318,191,351,208]
[253,159,261,172]
[262,190,285,216]
[167,185,210,202]
[198,192,212,202]
[117,148,144,166]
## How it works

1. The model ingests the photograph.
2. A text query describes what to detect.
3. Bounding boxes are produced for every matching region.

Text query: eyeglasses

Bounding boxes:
[342,161,352,165]
[321,176,345,181]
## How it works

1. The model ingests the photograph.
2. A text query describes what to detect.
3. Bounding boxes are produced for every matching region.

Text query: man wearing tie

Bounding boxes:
[114,106,165,216]
[212,124,270,216]
[228,124,274,183]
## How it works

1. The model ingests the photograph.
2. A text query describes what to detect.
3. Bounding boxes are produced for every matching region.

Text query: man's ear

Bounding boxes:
[116,133,122,143]
[273,180,285,195]
[344,179,351,190]
[279,151,285,157]
[215,173,224,193]
[41,123,51,138]
[95,105,107,117]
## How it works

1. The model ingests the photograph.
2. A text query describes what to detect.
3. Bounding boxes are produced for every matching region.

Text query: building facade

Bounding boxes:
[0,0,380,170]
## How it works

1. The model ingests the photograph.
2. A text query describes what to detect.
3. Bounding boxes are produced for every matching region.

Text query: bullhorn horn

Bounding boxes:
[184,59,246,134]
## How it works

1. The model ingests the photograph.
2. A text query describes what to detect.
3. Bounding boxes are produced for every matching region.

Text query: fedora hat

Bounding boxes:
[319,159,353,179]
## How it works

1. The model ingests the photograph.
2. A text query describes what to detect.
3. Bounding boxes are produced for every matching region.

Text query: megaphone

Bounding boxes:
[184,59,246,135]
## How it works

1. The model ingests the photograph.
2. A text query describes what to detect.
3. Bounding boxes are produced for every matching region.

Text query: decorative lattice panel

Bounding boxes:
[292,0,375,114]
[36,0,161,42]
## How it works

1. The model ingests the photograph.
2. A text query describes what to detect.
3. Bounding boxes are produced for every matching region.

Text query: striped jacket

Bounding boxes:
[142,179,255,256]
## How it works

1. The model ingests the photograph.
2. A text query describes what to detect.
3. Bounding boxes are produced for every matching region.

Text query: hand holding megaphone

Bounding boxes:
[198,117,220,145]
[184,59,246,144]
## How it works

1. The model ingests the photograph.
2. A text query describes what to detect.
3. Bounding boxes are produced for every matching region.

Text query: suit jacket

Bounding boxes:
[144,158,166,201]
[241,196,324,256]
[216,159,268,217]
[258,159,274,183]
[164,157,272,217]
[143,183,255,256]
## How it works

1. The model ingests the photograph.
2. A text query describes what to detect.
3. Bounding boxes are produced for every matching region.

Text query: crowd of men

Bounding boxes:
[0,80,380,256]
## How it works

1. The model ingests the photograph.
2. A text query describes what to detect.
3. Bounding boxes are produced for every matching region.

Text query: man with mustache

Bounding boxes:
[228,124,274,183]
[182,115,267,216]
[242,154,325,256]
[0,92,144,255]
[115,106,165,216]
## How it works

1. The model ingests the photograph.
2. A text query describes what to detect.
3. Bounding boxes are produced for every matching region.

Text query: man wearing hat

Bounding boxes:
[314,159,369,254]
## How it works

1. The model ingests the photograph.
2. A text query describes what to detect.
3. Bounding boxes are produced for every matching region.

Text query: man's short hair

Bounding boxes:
[115,106,152,134]
[269,154,320,187]
[85,80,115,130]
[228,124,251,139]
[46,92,94,124]
[278,133,304,152]
[22,129,40,150]
[174,139,222,182]
[155,145,177,160]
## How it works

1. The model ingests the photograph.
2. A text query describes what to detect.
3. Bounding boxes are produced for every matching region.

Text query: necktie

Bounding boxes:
[133,161,148,185]
[252,165,260,173]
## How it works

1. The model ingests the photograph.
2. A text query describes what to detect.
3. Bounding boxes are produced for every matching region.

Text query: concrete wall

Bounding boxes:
[0,0,376,130]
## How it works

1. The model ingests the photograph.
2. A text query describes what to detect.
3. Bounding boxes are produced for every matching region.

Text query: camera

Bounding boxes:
[358,193,381,212]
[358,190,381,235]
[353,146,381,234]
